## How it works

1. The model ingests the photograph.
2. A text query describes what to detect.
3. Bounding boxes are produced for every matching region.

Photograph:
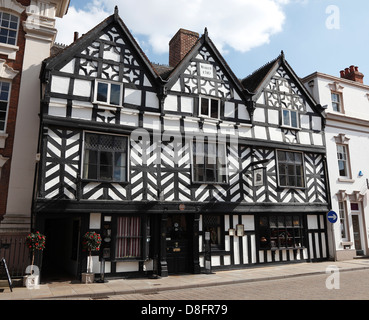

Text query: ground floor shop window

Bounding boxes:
[203,214,224,250]
[259,215,305,249]
[116,216,142,258]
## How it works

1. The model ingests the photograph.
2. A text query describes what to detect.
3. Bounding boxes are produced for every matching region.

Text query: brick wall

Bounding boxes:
[0,1,30,219]
[169,29,199,68]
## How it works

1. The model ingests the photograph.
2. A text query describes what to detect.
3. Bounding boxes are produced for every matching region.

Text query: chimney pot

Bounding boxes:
[74,31,79,42]
[341,65,364,84]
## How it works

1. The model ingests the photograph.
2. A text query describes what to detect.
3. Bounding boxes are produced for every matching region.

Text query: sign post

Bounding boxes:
[1,258,12,292]
[327,211,338,261]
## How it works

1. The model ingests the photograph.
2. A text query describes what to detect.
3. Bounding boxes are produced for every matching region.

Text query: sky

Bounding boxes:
[55,0,369,82]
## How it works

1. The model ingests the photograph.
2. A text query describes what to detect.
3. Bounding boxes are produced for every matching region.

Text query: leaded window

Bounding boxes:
[277,150,305,188]
[192,139,227,184]
[259,215,305,249]
[202,214,224,250]
[83,132,128,182]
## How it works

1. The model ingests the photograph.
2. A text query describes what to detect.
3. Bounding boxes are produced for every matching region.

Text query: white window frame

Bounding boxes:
[281,108,299,129]
[338,201,348,240]
[331,92,343,113]
[0,11,19,46]
[199,96,220,119]
[93,80,123,106]
[336,144,350,179]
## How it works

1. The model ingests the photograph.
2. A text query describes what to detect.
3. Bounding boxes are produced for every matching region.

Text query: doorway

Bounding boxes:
[42,217,81,280]
[166,214,190,274]
[352,215,363,255]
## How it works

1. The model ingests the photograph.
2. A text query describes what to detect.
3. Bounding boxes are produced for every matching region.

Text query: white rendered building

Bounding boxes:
[303,66,369,260]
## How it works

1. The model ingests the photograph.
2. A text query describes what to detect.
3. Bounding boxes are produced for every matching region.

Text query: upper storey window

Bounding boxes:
[331,92,343,112]
[282,109,299,129]
[0,12,19,45]
[200,97,220,119]
[0,81,10,132]
[94,81,122,106]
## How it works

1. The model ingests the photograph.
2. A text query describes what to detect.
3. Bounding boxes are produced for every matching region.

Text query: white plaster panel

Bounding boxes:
[60,59,75,73]
[146,91,158,109]
[300,114,310,129]
[124,88,141,106]
[181,96,193,113]
[115,261,139,272]
[51,76,70,94]
[224,101,235,118]
[268,109,279,125]
[298,131,311,145]
[143,114,161,130]
[307,215,318,229]
[238,104,250,120]
[253,107,265,122]
[164,94,178,111]
[312,133,323,146]
[242,215,255,231]
[89,212,101,229]
[238,125,252,138]
[73,79,91,97]
[311,116,322,131]
[268,127,283,142]
[254,125,267,140]
[71,106,92,121]
[164,118,180,131]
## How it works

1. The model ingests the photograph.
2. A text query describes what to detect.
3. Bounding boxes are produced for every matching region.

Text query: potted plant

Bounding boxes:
[24,231,46,288]
[81,231,101,283]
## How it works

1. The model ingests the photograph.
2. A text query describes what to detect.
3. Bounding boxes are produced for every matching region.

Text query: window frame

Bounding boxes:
[276,150,305,189]
[338,201,348,240]
[281,108,299,129]
[82,131,129,183]
[331,91,343,113]
[199,96,220,119]
[93,80,123,106]
[202,214,225,251]
[0,80,11,133]
[115,216,143,260]
[258,214,305,250]
[0,11,19,46]
[336,144,351,179]
[191,138,228,185]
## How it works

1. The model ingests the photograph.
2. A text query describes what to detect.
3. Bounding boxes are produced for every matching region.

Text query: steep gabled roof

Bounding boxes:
[241,51,326,117]
[41,7,161,85]
[164,28,252,101]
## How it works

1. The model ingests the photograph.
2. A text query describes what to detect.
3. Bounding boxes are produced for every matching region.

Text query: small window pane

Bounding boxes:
[210,99,218,118]
[97,82,108,102]
[110,84,121,105]
[201,98,208,116]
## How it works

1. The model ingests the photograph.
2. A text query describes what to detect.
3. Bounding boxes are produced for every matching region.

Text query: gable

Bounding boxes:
[43,15,160,120]
[251,62,325,148]
[164,41,251,123]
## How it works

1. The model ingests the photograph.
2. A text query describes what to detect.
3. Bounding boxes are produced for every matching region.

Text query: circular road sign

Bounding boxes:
[327,211,338,223]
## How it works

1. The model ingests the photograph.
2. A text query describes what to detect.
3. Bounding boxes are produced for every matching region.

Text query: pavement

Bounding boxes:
[1,258,369,300]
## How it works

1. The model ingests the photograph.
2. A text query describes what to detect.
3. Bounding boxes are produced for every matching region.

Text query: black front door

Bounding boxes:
[166,214,190,274]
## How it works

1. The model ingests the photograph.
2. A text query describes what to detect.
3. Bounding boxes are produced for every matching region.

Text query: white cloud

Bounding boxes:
[55,0,290,54]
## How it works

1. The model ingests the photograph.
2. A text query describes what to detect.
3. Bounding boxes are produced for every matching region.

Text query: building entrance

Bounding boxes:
[165,214,190,274]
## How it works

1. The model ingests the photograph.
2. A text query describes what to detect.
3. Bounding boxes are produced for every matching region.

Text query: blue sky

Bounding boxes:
[56,0,369,82]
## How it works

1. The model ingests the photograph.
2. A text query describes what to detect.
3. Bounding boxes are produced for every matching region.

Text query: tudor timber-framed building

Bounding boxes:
[34,8,330,279]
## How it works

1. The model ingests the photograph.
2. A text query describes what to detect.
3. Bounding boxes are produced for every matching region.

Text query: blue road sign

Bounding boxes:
[327,211,338,223]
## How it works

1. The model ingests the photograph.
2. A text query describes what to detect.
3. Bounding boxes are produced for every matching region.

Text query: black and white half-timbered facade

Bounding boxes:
[34,8,330,279]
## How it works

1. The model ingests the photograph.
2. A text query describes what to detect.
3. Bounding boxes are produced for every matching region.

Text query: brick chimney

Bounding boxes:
[340,65,364,84]
[169,29,199,67]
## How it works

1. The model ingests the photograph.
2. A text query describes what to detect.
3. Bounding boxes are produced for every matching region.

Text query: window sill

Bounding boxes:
[0,132,8,148]
[260,246,306,251]
[280,125,301,131]
[81,179,129,185]
[0,43,19,60]
[338,178,355,183]
[192,181,229,186]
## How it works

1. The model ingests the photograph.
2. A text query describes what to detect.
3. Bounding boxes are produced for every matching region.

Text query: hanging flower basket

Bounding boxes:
[82,231,101,274]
